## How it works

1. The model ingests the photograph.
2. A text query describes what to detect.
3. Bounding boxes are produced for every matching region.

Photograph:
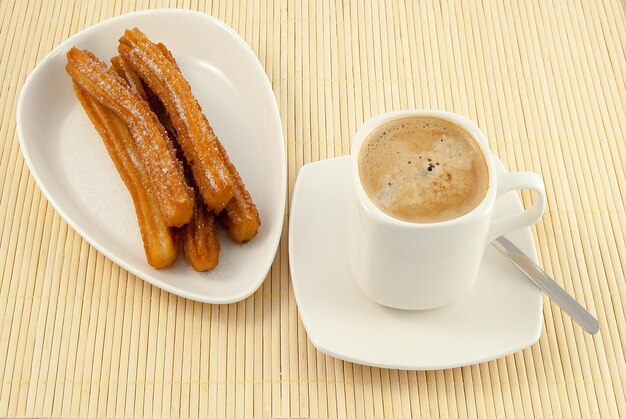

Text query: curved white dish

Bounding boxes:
[17,10,285,304]
[289,156,542,370]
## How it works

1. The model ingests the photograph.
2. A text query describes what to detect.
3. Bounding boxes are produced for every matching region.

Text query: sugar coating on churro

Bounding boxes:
[111,55,148,100]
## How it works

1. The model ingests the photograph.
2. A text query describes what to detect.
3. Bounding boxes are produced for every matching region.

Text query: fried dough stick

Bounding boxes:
[153,41,261,242]
[72,83,178,268]
[66,47,194,227]
[118,28,234,212]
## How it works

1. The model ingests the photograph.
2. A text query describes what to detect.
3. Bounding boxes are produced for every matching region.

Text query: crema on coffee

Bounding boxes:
[358,116,489,223]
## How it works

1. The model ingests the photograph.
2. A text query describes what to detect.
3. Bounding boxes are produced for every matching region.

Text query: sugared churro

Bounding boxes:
[118,28,235,212]
[72,82,178,268]
[143,41,261,242]
[66,47,194,227]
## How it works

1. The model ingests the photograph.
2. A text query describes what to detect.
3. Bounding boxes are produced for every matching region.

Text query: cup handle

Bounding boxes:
[487,172,546,243]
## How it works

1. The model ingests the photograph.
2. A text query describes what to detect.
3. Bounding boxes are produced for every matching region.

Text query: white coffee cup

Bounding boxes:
[348,110,546,310]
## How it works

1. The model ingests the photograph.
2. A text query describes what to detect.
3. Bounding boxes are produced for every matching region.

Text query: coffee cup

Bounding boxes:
[348,110,546,310]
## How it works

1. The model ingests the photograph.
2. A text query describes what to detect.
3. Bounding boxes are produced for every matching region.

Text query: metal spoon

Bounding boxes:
[492,236,600,334]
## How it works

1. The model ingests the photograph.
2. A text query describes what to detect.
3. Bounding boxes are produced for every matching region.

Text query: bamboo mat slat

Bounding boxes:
[1,0,625,417]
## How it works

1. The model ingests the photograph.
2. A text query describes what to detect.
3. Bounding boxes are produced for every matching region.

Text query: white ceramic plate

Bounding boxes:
[17,10,285,304]
[289,156,542,370]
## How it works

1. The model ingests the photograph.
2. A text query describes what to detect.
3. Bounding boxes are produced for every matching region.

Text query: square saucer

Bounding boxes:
[289,156,542,370]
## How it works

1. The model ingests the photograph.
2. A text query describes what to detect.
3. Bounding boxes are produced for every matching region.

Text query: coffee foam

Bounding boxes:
[358,117,489,223]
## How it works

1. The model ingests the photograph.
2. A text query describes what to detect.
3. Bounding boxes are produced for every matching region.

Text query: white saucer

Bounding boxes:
[289,156,542,370]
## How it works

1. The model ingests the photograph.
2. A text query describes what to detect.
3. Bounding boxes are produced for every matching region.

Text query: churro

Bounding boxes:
[118,28,235,212]
[66,47,194,227]
[72,82,178,268]
[140,41,261,242]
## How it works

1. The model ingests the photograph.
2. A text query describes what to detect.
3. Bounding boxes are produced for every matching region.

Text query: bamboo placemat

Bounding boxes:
[1,0,625,417]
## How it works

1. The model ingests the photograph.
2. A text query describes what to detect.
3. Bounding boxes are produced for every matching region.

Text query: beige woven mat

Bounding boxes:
[1,0,625,417]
